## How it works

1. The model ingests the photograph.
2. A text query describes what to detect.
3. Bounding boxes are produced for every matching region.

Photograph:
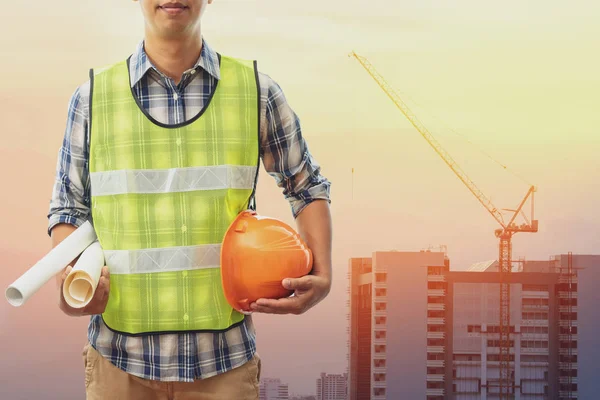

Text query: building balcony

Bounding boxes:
[521,319,549,327]
[558,392,578,399]
[558,276,578,283]
[453,361,482,366]
[559,306,579,313]
[522,361,550,367]
[559,362,577,369]
[521,348,549,355]
[426,360,445,368]
[559,377,579,384]
[428,303,445,311]
[373,338,386,345]
[486,348,516,355]
[559,348,578,356]
[427,374,445,382]
[558,291,578,298]
[428,289,446,297]
[372,381,386,388]
[522,291,549,298]
[373,281,387,289]
[521,333,549,341]
[427,346,445,353]
[560,320,578,327]
[426,389,445,397]
[373,366,386,374]
[427,275,446,282]
[559,334,578,341]
[427,318,445,325]
[427,332,445,340]
[521,305,550,311]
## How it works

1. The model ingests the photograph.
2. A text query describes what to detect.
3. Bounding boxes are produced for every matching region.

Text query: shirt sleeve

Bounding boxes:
[47,81,92,235]
[259,73,331,218]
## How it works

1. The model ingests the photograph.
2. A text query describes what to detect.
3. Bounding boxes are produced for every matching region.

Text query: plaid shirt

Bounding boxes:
[47,39,331,382]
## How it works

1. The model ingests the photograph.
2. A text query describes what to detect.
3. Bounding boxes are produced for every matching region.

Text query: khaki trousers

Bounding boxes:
[82,342,261,400]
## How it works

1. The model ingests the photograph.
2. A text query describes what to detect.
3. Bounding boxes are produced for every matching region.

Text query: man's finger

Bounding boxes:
[250,304,288,314]
[62,266,73,281]
[88,276,107,304]
[99,276,110,297]
[282,275,312,291]
[253,296,304,314]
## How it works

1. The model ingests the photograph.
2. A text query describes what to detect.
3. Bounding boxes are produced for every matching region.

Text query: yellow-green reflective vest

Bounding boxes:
[88,54,260,335]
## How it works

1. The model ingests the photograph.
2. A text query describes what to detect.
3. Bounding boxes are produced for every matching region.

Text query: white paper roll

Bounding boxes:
[62,241,105,309]
[5,221,97,307]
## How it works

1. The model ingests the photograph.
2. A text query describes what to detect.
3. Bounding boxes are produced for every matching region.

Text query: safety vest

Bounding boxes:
[88,54,260,335]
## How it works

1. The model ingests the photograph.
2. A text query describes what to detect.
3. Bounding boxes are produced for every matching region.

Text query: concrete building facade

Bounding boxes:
[260,378,289,400]
[346,251,599,399]
[316,372,348,400]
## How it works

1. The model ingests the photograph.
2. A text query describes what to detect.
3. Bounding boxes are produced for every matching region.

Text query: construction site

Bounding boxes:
[345,53,595,399]
[346,251,598,400]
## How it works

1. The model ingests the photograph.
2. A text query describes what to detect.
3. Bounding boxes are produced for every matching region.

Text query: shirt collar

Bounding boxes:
[129,38,221,87]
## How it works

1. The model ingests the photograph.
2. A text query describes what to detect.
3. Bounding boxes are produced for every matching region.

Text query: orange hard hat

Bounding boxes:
[220,210,313,313]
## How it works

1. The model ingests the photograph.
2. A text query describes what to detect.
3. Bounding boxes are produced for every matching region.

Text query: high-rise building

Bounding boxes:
[260,378,289,400]
[316,372,348,400]
[347,258,372,400]
[346,251,600,399]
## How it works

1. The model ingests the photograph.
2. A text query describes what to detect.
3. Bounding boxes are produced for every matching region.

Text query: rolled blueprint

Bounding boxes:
[5,221,97,307]
[62,241,105,309]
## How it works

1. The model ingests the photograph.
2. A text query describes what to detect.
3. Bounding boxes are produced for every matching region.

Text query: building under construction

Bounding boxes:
[346,251,600,399]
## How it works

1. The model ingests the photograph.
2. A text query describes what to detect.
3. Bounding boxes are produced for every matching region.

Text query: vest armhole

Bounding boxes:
[88,68,94,170]
[248,59,261,212]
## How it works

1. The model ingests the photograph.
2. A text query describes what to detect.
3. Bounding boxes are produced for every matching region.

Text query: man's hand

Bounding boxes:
[58,265,111,317]
[51,223,110,317]
[250,199,332,315]
[250,273,331,315]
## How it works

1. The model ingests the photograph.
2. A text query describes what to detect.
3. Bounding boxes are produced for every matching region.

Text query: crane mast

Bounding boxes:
[350,51,538,399]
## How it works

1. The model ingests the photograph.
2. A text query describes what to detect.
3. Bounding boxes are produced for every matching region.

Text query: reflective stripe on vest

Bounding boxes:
[88,54,260,335]
[90,165,257,196]
[103,244,221,274]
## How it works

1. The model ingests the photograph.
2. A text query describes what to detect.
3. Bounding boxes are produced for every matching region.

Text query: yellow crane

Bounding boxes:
[349,51,538,398]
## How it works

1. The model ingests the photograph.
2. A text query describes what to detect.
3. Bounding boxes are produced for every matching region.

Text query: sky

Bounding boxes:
[0,0,599,397]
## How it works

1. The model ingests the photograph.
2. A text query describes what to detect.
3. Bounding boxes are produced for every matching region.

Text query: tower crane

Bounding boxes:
[349,51,538,399]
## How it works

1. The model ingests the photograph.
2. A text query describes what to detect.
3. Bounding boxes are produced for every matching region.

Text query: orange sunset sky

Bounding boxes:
[1,0,599,397]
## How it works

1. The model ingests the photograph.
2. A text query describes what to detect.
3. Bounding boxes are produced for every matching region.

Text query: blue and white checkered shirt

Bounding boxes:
[47,39,331,382]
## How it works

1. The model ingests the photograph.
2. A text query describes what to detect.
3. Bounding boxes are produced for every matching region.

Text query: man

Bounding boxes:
[47,1,332,399]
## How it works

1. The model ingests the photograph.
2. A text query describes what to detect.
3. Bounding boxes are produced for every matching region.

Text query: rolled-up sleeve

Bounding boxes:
[259,74,331,218]
[47,82,91,235]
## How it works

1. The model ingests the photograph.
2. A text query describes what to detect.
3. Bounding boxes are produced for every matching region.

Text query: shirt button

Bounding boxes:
[182,270,188,277]
[183,314,189,321]
[190,69,196,75]
[176,138,182,146]
[181,225,187,233]
[173,93,179,101]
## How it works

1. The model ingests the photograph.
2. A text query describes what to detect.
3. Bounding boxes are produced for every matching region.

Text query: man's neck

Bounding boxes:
[143,33,202,85]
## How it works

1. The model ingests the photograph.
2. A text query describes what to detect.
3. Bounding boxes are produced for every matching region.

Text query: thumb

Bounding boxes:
[283,276,312,291]
[62,266,73,282]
